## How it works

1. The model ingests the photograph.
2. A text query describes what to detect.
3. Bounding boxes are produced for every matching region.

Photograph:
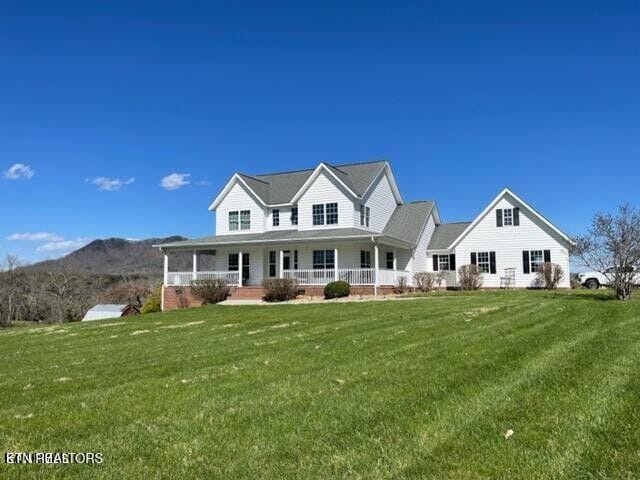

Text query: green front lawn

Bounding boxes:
[1,290,639,479]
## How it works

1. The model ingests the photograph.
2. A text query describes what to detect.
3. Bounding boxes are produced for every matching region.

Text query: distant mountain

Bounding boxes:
[26,236,190,275]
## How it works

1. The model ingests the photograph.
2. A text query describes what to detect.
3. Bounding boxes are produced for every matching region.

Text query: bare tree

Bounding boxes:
[574,204,640,300]
[45,271,83,322]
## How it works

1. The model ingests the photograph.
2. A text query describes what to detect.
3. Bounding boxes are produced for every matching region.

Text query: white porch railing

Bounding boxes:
[282,268,411,286]
[165,271,240,287]
[377,268,412,286]
[281,269,336,285]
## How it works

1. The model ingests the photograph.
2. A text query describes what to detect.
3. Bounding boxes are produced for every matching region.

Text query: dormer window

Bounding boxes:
[312,204,325,225]
[240,210,251,230]
[229,211,239,231]
[272,209,280,227]
[326,203,338,224]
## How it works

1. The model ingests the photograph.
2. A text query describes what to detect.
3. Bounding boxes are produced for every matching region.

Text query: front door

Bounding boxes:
[282,250,291,271]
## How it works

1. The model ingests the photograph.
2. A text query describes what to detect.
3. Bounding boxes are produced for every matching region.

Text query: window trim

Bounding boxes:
[326,202,338,225]
[503,208,513,226]
[290,207,298,226]
[312,204,325,226]
[386,251,394,269]
[477,251,490,273]
[359,205,371,227]
[438,255,450,271]
[240,210,251,230]
[529,250,544,273]
[360,250,371,268]
[228,211,239,231]
[268,251,277,277]
[312,249,335,269]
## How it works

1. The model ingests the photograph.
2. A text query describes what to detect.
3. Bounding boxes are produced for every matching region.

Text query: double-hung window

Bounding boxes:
[529,250,544,273]
[359,205,371,227]
[438,255,451,271]
[228,253,239,271]
[326,203,338,224]
[312,250,335,269]
[312,204,325,225]
[386,252,394,269]
[272,209,280,227]
[240,210,251,230]
[290,207,298,225]
[360,250,371,268]
[503,208,513,226]
[229,211,239,231]
[477,252,490,273]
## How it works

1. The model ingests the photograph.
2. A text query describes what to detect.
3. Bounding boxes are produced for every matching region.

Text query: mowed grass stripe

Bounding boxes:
[1,290,639,479]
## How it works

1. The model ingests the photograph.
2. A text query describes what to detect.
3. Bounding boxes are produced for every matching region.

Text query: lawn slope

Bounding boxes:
[1,291,639,479]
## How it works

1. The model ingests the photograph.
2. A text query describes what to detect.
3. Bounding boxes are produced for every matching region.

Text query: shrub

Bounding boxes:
[536,262,565,290]
[140,288,162,314]
[413,272,435,292]
[190,279,231,305]
[393,276,409,294]
[324,281,350,299]
[262,278,298,302]
[458,265,483,290]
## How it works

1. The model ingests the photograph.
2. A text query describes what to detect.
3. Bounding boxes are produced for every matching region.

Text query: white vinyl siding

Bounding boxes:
[298,171,355,230]
[359,170,398,232]
[215,181,265,234]
[265,207,297,231]
[454,194,571,288]
[411,213,436,273]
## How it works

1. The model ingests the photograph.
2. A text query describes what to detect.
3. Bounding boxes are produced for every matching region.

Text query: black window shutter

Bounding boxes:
[513,207,520,226]
[489,251,497,274]
[544,250,551,263]
[523,251,530,274]
[471,252,477,265]
[433,255,439,271]
[449,254,456,271]
[496,209,503,227]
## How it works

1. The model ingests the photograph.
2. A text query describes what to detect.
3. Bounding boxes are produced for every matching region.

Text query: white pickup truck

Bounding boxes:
[577,267,640,289]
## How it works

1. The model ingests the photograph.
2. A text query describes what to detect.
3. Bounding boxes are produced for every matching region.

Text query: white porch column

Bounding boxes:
[163,253,168,286]
[334,248,339,281]
[279,250,284,277]
[393,249,397,271]
[374,243,379,295]
[192,251,198,281]
[238,251,243,287]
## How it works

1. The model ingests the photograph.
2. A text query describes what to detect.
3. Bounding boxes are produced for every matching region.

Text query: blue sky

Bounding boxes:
[1,1,639,263]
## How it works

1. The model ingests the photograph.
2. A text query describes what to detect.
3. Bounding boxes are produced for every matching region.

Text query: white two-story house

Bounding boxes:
[158,160,573,309]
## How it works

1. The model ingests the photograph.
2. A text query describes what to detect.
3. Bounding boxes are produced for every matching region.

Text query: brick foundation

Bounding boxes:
[162,285,399,310]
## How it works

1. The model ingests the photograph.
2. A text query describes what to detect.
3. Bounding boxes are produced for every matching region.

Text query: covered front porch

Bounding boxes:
[161,239,413,289]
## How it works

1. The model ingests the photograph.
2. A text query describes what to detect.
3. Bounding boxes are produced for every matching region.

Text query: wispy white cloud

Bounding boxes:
[37,238,91,253]
[8,232,64,242]
[161,173,191,190]
[88,176,135,191]
[4,163,35,180]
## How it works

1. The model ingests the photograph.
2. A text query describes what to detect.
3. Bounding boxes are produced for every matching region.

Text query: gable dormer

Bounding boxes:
[211,175,266,235]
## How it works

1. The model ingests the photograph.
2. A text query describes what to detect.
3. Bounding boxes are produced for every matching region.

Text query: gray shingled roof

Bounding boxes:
[157,228,378,249]
[235,160,388,205]
[382,201,435,244]
[427,222,471,250]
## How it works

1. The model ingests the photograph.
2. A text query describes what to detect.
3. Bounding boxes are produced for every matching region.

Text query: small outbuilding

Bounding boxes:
[82,304,139,322]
